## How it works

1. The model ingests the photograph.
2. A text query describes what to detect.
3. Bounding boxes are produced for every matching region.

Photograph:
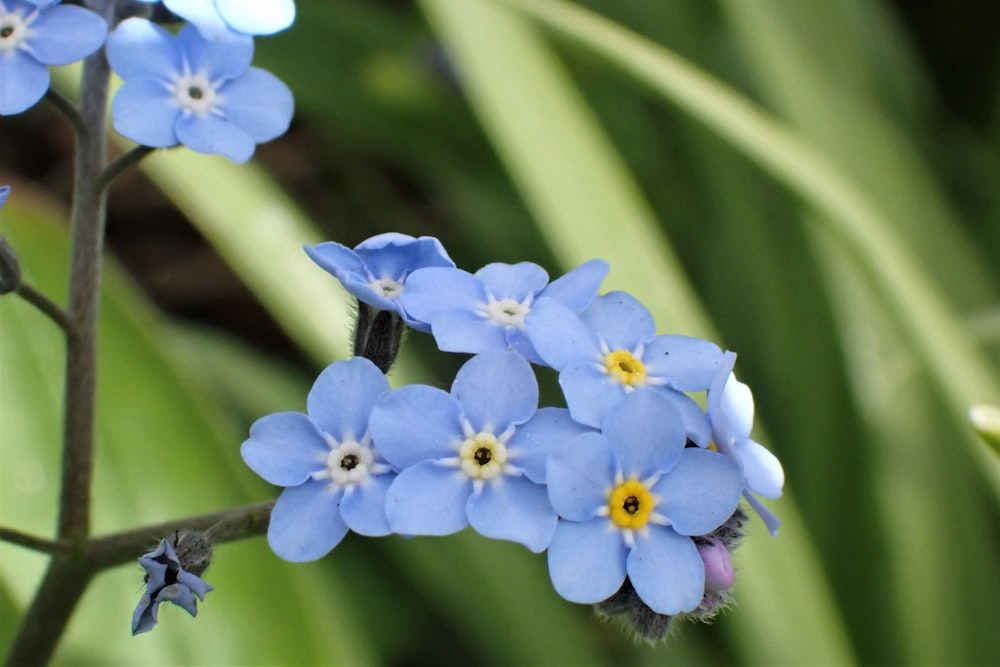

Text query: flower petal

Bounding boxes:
[558,361,624,429]
[627,526,705,614]
[474,262,548,300]
[385,461,470,536]
[369,385,463,468]
[739,438,784,499]
[110,78,180,147]
[467,474,557,552]
[241,412,327,486]
[547,518,627,604]
[306,357,389,441]
[217,67,293,141]
[0,52,48,115]
[602,390,685,478]
[537,258,609,312]
[175,112,255,163]
[429,308,507,354]
[451,351,538,431]
[653,449,743,536]
[400,267,484,324]
[23,5,107,66]
[267,481,349,562]
[163,0,233,41]
[216,0,295,35]
[546,432,616,521]
[581,291,654,351]
[340,473,394,537]
[506,407,595,484]
[744,490,781,537]
[644,335,722,392]
[524,297,599,370]
[106,18,180,81]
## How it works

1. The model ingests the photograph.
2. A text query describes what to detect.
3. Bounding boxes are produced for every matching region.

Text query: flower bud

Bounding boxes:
[698,538,735,593]
[0,236,22,295]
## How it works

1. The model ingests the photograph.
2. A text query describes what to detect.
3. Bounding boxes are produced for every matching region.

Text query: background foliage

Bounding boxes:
[2,0,999,664]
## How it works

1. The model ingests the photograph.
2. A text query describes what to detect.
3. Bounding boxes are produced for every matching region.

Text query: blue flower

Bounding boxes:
[305,233,455,333]
[525,291,724,428]
[707,351,784,536]
[106,19,293,163]
[0,185,9,207]
[400,258,609,363]
[132,538,212,635]
[369,351,583,552]
[135,0,295,39]
[241,357,396,562]
[0,0,107,115]
[545,390,743,615]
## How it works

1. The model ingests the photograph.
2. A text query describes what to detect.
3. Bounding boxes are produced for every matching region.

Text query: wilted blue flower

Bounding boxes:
[0,0,107,115]
[546,390,743,615]
[305,233,455,333]
[707,351,784,535]
[107,19,293,163]
[241,357,396,562]
[369,351,582,552]
[132,538,212,635]
[525,291,723,428]
[400,259,609,363]
[135,0,295,38]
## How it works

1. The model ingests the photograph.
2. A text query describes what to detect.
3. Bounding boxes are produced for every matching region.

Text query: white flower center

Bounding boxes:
[482,297,530,329]
[325,440,374,485]
[459,432,508,480]
[0,10,31,54]
[172,73,220,116]
[371,277,404,300]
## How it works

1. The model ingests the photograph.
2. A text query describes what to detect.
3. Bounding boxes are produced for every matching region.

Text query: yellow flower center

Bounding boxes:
[608,479,654,530]
[604,350,647,387]
[459,432,508,480]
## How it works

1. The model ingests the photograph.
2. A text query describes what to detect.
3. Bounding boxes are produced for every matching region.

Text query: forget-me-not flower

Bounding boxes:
[0,0,107,115]
[242,357,396,562]
[545,390,743,615]
[132,538,213,635]
[525,291,723,428]
[707,351,784,535]
[369,350,584,552]
[305,233,455,333]
[107,19,293,163]
[400,258,609,363]
[135,0,295,39]
[0,184,8,207]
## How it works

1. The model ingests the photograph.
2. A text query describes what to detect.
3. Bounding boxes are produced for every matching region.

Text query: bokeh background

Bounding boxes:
[2,0,999,664]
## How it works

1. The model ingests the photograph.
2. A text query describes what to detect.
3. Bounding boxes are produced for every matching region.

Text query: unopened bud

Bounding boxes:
[0,236,22,294]
[698,538,735,593]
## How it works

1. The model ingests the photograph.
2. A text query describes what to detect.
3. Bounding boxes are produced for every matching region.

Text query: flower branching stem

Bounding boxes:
[43,89,83,134]
[14,282,75,335]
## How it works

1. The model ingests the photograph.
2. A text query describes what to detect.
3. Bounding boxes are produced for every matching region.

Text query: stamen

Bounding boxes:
[459,432,508,480]
[608,479,654,529]
[603,349,647,387]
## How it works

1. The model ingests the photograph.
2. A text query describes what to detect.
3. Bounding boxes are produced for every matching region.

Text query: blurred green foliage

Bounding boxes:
[2,0,999,664]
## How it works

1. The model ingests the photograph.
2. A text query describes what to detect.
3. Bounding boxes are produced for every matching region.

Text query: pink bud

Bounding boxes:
[698,538,735,593]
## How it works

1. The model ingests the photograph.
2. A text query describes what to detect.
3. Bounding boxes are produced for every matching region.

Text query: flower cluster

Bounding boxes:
[241,233,785,640]
[1,0,294,162]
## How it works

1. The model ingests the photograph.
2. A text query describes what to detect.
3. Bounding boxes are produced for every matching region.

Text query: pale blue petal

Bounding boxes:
[538,258,609,312]
[739,438,784,499]
[627,526,705,614]
[467,475,557,552]
[306,357,389,441]
[369,385,463,468]
[430,308,506,353]
[524,297,599,370]
[340,473,394,536]
[163,0,232,41]
[175,113,255,163]
[745,490,781,536]
[475,262,548,300]
[547,519,627,604]
[660,388,712,447]
[220,70,294,145]
[720,373,755,441]
[241,412,326,486]
[602,390,685,478]
[644,335,723,392]
[216,0,295,35]
[267,481,349,562]
[176,571,212,600]
[546,432,615,520]
[0,186,9,208]
[400,267,483,324]
[580,291,654,351]
[106,18,180,81]
[356,234,454,279]
[504,327,544,365]
[385,461,470,536]
[451,351,538,431]
[559,362,624,429]
[177,23,252,80]
[507,407,595,484]
[111,79,180,147]
[0,53,48,115]
[23,5,107,66]
[653,449,743,536]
